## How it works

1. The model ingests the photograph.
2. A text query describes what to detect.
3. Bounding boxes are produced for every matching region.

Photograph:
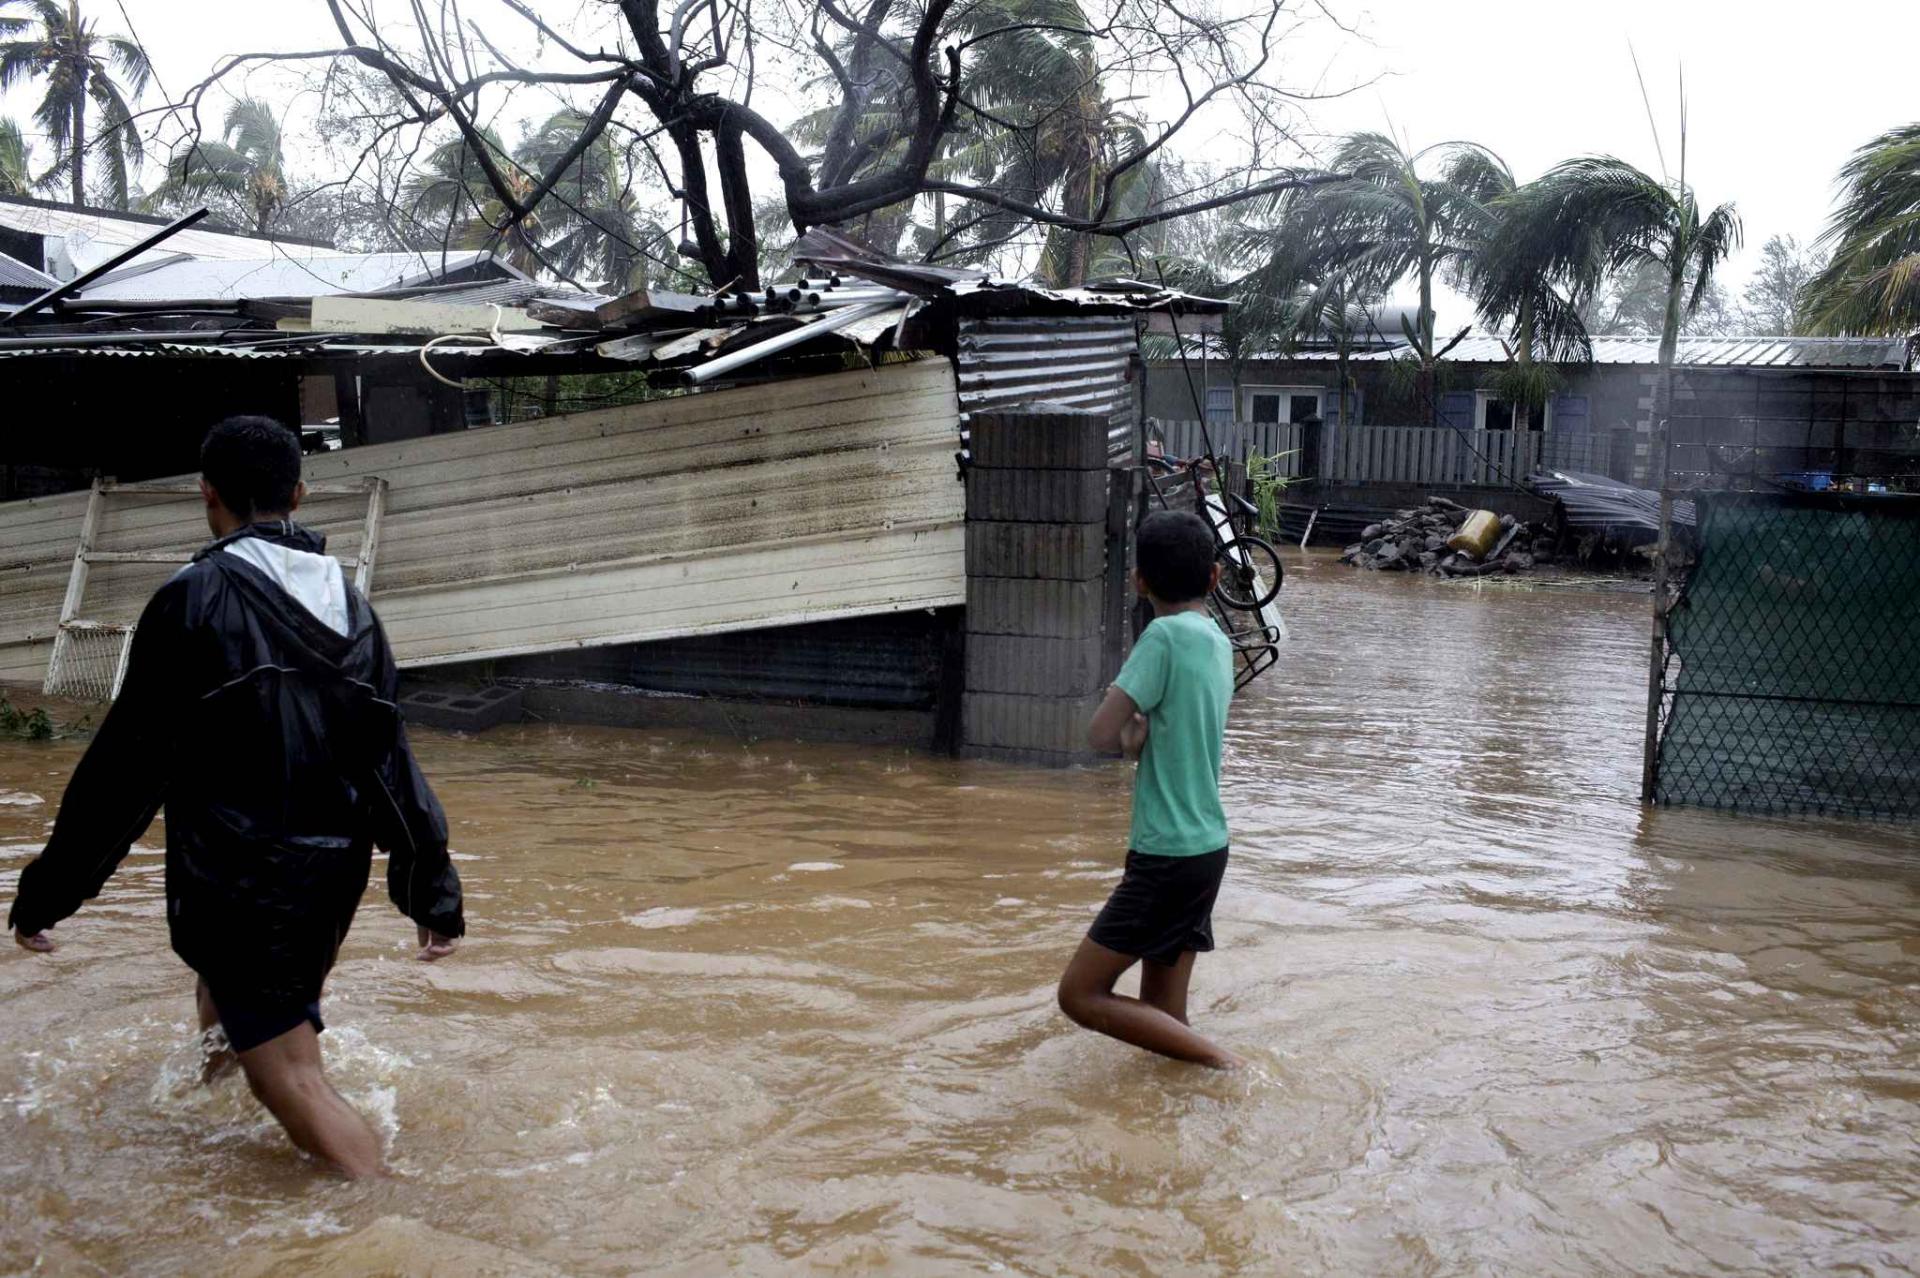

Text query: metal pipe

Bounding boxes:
[683,302,895,385]
[3,207,211,326]
[0,329,239,351]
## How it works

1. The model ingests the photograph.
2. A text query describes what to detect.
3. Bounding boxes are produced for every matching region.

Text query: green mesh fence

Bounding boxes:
[1653,491,1920,819]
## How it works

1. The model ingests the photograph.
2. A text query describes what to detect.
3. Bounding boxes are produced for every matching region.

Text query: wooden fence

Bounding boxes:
[1148,420,1310,476]
[1150,418,1560,487]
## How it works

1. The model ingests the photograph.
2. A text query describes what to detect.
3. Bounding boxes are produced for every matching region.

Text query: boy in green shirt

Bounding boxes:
[1058,510,1242,1069]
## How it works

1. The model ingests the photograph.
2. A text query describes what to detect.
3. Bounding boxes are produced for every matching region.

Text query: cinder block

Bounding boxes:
[962,690,1103,755]
[966,576,1105,638]
[964,634,1106,696]
[966,521,1105,580]
[966,468,1109,523]
[400,683,523,732]
[970,410,1112,470]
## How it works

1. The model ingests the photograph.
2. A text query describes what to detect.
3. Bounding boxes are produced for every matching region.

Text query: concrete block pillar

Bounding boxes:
[961,410,1124,765]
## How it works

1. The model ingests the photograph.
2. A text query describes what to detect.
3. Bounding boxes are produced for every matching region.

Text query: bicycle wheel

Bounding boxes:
[1214,536,1283,611]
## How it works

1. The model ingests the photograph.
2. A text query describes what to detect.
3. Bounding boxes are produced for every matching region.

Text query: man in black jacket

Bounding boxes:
[7,416,464,1178]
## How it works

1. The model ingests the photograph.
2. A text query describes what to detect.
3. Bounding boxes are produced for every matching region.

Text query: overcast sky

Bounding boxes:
[5,0,1916,312]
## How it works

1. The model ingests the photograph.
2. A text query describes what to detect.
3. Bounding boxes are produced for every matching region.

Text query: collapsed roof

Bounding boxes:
[0,221,1226,386]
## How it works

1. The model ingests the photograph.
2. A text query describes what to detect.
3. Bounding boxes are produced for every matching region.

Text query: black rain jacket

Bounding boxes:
[7,522,464,1004]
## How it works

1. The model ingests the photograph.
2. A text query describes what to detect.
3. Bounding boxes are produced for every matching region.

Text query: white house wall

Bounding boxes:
[0,359,965,683]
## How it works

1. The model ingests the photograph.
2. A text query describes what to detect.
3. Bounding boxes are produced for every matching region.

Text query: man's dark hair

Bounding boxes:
[201,416,302,519]
[1136,510,1216,602]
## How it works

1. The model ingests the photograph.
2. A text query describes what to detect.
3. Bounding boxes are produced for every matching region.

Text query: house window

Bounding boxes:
[1476,390,1549,432]
[1243,386,1324,424]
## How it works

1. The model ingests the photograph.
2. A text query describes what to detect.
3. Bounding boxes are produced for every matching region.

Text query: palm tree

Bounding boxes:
[514,109,645,289]
[1495,157,1738,372]
[1256,133,1493,421]
[403,128,545,274]
[1800,123,1920,337]
[0,0,151,207]
[0,116,28,195]
[791,0,1147,283]
[1493,156,1739,480]
[148,97,286,232]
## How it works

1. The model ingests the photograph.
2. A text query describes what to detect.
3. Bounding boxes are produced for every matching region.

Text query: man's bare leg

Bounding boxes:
[193,978,238,1084]
[236,1022,385,1179]
[1139,950,1197,1026]
[1057,938,1241,1069]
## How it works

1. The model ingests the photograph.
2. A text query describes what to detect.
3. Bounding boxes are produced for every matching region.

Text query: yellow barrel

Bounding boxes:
[1446,509,1502,559]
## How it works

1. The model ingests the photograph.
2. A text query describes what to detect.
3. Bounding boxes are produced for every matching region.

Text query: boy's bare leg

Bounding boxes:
[236,1023,385,1179]
[1057,938,1241,1069]
[194,978,238,1084]
[1139,951,1196,1026]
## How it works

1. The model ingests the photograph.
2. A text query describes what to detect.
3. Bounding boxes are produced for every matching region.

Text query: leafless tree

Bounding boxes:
[170,0,1357,289]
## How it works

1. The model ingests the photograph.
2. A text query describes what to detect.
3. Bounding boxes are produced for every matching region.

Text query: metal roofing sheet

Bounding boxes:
[0,195,333,272]
[0,249,56,291]
[1280,333,1910,369]
[73,250,511,302]
[956,314,1138,458]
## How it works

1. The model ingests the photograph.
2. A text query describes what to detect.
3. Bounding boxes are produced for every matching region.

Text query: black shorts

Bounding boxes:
[1088,847,1229,967]
[209,991,325,1054]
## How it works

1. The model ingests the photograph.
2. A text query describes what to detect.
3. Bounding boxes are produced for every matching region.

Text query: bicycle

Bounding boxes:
[1143,452,1284,612]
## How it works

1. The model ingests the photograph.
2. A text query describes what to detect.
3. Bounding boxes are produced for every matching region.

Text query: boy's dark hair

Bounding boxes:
[1136,510,1216,602]
[201,416,301,519]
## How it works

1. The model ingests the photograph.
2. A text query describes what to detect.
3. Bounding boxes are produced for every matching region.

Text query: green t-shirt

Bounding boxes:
[1111,609,1233,856]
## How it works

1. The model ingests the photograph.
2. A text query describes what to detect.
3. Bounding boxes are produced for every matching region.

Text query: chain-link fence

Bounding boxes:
[1650,490,1920,819]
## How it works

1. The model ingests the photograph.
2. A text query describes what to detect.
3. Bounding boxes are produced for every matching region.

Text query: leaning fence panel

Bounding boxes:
[1652,490,1920,820]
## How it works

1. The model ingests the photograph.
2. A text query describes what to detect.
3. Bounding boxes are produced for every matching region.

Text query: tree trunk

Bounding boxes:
[1417,255,1436,425]
[69,93,85,207]
[1654,249,1688,489]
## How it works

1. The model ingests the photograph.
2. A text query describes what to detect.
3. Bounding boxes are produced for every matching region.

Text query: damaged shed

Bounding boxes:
[0,222,1227,752]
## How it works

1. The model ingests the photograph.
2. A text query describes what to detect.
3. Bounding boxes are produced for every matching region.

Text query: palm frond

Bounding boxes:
[105,35,149,98]
[223,97,281,164]
[1803,123,1920,335]
[0,115,28,194]
[1683,200,1741,316]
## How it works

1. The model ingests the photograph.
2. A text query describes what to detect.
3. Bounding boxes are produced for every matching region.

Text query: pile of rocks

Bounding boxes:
[1340,497,1557,577]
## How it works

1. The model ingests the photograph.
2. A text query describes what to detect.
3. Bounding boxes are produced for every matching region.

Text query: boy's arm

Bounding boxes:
[1093,625,1169,756]
[8,583,188,946]
[1088,686,1142,755]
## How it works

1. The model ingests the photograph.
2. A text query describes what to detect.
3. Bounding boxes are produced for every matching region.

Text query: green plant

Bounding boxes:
[1246,450,1295,537]
[1490,361,1564,412]
[0,695,54,740]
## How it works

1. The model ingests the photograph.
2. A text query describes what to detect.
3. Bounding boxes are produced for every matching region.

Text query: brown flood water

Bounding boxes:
[1,555,1916,1276]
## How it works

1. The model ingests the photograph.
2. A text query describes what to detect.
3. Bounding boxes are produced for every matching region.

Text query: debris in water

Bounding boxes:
[1340,497,1555,578]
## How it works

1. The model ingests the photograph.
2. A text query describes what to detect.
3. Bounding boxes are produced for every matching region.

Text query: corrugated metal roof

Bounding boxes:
[72,250,514,302]
[1279,333,1911,370]
[0,194,333,272]
[0,249,56,292]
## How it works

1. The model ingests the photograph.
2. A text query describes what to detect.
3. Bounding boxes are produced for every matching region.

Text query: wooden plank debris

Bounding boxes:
[308,296,544,335]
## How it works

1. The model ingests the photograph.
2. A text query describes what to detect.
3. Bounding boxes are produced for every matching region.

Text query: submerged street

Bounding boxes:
[1,556,1914,1276]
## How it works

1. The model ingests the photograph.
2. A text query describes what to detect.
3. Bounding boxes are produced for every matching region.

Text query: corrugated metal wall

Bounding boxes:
[493,609,957,708]
[0,360,966,683]
[955,315,1139,460]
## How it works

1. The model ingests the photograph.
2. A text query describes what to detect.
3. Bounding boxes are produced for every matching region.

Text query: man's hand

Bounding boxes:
[1120,712,1149,761]
[13,928,54,953]
[416,926,457,962]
